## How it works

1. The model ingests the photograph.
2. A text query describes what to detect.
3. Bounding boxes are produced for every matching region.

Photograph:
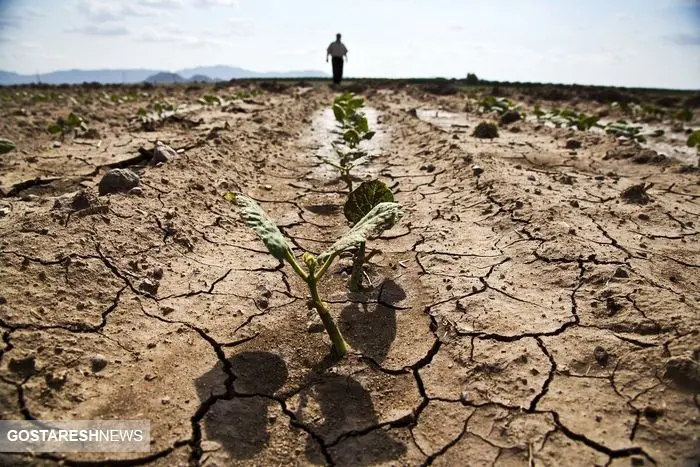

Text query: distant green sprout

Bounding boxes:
[198,94,224,106]
[230,90,260,100]
[322,92,376,190]
[477,96,521,117]
[0,138,16,155]
[226,193,403,357]
[675,108,693,122]
[687,130,700,153]
[604,121,663,143]
[343,180,395,292]
[136,100,177,129]
[47,113,89,140]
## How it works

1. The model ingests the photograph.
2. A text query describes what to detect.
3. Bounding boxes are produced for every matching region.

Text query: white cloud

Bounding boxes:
[194,0,239,7]
[76,0,174,21]
[66,25,130,36]
[140,30,234,47]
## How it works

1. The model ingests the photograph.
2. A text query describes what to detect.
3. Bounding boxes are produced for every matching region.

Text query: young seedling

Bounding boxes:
[320,92,376,191]
[47,113,89,140]
[226,193,403,357]
[343,180,396,291]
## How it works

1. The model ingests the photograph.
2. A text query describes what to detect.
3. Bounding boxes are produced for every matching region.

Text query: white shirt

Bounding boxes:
[327,41,348,57]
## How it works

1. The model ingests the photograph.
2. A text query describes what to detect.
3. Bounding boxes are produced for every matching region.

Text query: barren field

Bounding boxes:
[0,80,699,466]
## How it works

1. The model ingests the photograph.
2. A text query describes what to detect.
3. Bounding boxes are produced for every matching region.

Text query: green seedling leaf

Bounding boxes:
[343,128,361,146]
[687,130,700,148]
[231,194,292,261]
[0,138,16,155]
[66,113,83,128]
[318,202,403,265]
[47,123,63,134]
[332,103,346,123]
[344,180,394,224]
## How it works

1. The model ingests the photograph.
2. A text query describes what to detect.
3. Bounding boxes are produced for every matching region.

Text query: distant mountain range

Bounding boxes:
[0,65,329,85]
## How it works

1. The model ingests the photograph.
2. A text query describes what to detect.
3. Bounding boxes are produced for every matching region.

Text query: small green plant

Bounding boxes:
[136,100,177,129]
[603,120,664,143]
[47,113,89,140]
[477,96,521,117]
[687,130,700,152]
[322,92,376,190]
[198,94,224,106]
[0,138,16,155]
[343,180,395,291]
[226,193,403,357]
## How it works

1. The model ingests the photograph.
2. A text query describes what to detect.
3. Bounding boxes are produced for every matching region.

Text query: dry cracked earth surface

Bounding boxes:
[0,81,699,466]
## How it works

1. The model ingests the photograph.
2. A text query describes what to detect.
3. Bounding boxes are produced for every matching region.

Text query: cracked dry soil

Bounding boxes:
[0,82,698,466]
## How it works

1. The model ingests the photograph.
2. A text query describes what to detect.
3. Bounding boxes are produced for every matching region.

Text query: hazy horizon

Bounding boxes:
[1,0,699,90]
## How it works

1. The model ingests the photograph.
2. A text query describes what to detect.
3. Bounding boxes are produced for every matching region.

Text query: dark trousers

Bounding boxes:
[331,57,344,84]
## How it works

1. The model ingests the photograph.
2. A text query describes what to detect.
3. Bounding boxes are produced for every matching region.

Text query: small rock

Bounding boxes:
[420,163,436,172]
[472,121,498,139]
[565,139,582,150]
[145,374,158,381]
[161,306,175,315]
[593,346,609,366]
[569,200,579,208]
[91,354,108,373]
[256,298,269,309]
[161,397,171,405]
[128,186,143,196]
[98,169,140,195]
[161,177,169,185]
[0,296,6,305]
[151,144,178,164]
[499,110,521,125]
[139,279,159,295]
[621,183,653,205]
[613,267,629,278]
[263,184,272,190]
[53,141,62,148]
[45,371,68,389]
[152,267,164,280]
[471,165,484,177]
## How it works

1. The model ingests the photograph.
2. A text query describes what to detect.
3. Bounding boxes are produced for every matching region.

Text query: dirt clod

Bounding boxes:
[565,139,582,149]
[621,183,653,205]
[91,354,108,373]
[472,121,499,139]
[499,110,521,125]
[593,346,609,366]
[664,357,700,392]
[152,144,178,164]
[8,355,37,378]
[98,168,140,195]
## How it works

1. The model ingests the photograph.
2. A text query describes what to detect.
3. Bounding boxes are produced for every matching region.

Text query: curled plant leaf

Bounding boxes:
[332,103,346,123]
[687,130,700,149]
[229,194,292,261]
[47,123,63,135]
[318,202,403,265]
[344,180,394,224]
[0,138,17,155]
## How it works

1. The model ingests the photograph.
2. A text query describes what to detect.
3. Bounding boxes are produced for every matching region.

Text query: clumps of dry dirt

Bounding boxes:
[604,146,668,164]
[98,168,140,195]
[499,110,521,125]
[472,120,499,138]
[620,182,653,204]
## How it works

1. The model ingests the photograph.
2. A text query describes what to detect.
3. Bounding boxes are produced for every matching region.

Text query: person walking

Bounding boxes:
[326,33,348,85]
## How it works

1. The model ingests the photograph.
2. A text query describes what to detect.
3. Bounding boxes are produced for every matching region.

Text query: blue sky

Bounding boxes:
[0,0,698,89]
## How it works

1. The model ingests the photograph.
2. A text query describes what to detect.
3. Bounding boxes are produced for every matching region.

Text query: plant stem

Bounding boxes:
[307,276,348,357]
[348,241,365,292]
